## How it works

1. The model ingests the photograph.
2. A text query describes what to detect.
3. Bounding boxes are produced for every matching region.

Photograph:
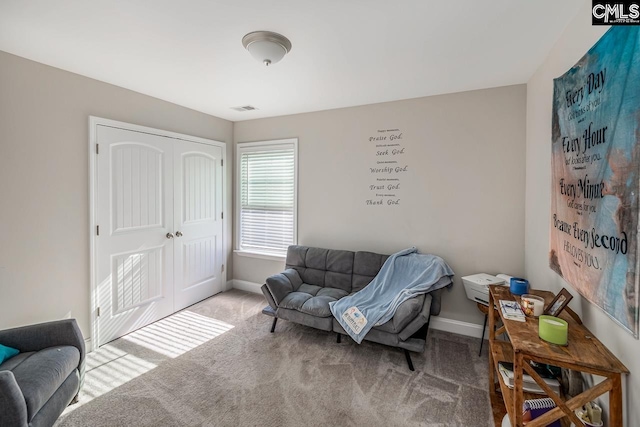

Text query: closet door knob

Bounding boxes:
[175,231,183,237]
[166,232,174,239]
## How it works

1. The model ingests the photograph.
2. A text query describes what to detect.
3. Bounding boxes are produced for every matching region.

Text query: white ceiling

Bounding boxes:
[0,0,585,121]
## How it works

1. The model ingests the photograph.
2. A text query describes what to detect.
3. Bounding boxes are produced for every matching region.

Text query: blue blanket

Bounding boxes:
[329,247,454,343]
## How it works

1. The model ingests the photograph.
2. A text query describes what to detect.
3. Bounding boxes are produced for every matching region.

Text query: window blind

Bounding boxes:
[239,145,295,256]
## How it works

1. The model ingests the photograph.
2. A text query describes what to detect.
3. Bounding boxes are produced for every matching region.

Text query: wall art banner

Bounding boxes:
[550,27,640,337]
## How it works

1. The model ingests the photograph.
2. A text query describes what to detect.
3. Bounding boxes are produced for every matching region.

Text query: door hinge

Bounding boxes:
[221,159,224,167]
[96,144,99,154]
[221,264,225,273]
[96,307,101,317]
[221,212,224,220]
[96,225,100,236]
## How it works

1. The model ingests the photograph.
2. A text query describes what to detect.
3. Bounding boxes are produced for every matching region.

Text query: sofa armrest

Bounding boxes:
[392,295,425,332]
[398,294,433,342]
[261,285,278,310]
[392,286,445,335]
[265,268,303,306]
[428,288,443,315]
[0,319,85,388]
[0,319,85,358]
[0,371,28,427]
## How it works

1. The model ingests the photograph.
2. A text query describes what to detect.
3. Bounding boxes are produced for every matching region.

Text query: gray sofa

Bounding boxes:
[261,245,446,370]
[0,319,85,427]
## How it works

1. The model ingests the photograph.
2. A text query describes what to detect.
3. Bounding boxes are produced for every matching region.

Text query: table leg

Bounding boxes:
[488,293,496,396]
[610,374,623,427]
[513,351,524,427]
[479,313,488,356]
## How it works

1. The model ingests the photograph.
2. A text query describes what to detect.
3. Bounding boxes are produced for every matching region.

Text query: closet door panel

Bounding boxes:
[96,125,174,346]
[173,140,224,311]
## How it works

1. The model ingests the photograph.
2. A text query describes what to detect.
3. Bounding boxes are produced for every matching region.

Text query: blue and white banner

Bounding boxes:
[550,27,640,337]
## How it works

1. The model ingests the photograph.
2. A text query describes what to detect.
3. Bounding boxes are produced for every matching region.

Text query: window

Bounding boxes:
[236,139,297,257]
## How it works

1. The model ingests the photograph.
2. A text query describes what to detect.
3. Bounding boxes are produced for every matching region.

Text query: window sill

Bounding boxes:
[234,250,286,262]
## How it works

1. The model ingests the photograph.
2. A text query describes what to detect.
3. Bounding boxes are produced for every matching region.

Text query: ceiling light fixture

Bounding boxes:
[242,31,292,66]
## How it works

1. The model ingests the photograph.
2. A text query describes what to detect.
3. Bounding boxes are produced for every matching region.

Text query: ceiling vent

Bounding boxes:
[231,105,258,112]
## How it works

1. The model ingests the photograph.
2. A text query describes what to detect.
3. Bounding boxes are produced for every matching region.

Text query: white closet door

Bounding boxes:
[173,140,224,311]
[96,125,174,346]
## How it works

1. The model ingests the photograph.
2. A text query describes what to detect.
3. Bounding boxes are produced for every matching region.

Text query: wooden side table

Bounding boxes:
[488,285,629,426]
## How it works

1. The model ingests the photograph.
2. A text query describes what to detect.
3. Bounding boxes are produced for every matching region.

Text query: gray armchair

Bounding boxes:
[0,319,85,427]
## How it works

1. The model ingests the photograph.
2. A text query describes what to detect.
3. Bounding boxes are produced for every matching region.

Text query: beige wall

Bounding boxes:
[234,85,527,325]
[0,51,233,341]
[525,3,637,424]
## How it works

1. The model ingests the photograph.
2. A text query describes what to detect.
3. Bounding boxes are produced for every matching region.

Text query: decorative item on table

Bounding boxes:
[539,315,568,345]
[576,401,603,426]
[520,294,545,317]
[522,398,561,427]
[509,277,529,295]
[499,300,526,322]
[544,287,573,317]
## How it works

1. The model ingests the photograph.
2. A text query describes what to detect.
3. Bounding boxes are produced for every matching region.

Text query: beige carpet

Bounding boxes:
[56,290,492,427]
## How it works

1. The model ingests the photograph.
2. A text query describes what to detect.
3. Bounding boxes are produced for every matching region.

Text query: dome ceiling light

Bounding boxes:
[242,31,292,66]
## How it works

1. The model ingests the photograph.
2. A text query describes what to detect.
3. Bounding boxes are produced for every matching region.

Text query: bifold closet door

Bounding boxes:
[95,125,224,346]
[96,125,175,346]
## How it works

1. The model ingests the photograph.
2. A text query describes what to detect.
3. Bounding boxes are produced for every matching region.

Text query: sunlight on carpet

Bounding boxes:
[63,310,234,414]
[122,311,235,358]
[78,345,157,404]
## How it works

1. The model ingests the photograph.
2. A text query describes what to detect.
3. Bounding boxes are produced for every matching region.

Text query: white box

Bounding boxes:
[462,273,506,306]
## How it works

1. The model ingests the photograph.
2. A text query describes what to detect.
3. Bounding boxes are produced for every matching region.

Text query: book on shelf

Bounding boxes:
[522,398,562,427]
[498,300,526,322]
[498,362,560,395]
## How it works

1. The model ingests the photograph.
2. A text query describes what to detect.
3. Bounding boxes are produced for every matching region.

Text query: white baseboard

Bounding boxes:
[232,279,263,294]
[230,280,485,339]
[430,316,487,339]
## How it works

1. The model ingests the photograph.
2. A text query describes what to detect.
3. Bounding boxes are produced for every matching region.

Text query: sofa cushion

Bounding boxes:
[286,246,314,287]
[279,292,313,311]
[325,272,351,292]
[325,250,354,292]
[317,287,349,300]
[11,345,80,422]
[286,246,356,291]
[0,351,36,371]
[279,286,349,318]
[352,251,389,292]
[298,283,322,296]
[294,247,330,286]
[300,296,336,317]
[283,269,304,291]
[301,268,326,287]
[286,245,309,269]
[327,250,354,274]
